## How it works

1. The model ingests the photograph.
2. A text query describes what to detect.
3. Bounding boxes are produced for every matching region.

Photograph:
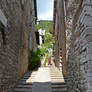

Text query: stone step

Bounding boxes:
[21,78,34,81]
[52,91,67,92]
[50,70,59,71]
[51,76,63,77]
[50,73,62,74]
[50,72,62,74]
[50,71,60,73]
[51,77,64,78]
[50,74,63,75]
[52,82,66,85]
[51,79,64,81]
[50,71,60,72]
[52,88,67,92]
[18,81,32,85]
[22,77,35,80]
[52,81,65,83]
[13,88,31,92]
[50,72,62,73]
[51,75,63,76]
[50,74,62,75]
[50,74,62,76]
[51,77,63,78]
[52,85,67,88]
[51,78,64,80]
[51,67,67,92]
[50,70,60,72]
[16,84,32,88]
[51,78,64,79]
[50,73,63,74]
[30,75,36,77]
[51,85,67,89]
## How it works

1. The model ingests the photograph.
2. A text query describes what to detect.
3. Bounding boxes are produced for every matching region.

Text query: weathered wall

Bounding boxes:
[65,0,81,60]
[66,0,92,92]
[53,0,67,76]
[53,0,92,92]
[0,0,37,92]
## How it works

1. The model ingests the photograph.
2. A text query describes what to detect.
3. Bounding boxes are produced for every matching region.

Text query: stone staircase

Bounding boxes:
[13,71,37,92]
[50,66,67,92]
[13,66,67,92]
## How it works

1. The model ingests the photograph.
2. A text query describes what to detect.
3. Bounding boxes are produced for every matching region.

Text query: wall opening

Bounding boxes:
[0,22,6,53]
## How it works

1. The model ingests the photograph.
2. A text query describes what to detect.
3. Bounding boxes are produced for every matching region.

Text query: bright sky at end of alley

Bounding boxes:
[37,0,54,20]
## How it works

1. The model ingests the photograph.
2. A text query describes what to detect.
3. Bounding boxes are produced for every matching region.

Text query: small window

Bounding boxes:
[0,22,6,54]
[36,32,40,45]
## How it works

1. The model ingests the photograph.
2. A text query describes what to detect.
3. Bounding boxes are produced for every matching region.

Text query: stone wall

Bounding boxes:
[65,0,81,60]
[53,0,92,92]
[66,0,92,92]
[53,0,67,76]
[0,0,37,92]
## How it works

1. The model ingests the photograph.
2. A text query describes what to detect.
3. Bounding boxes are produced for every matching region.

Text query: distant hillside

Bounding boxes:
[36,20,53,33]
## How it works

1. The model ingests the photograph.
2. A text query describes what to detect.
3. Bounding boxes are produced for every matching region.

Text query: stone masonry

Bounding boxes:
[53,0,67,76]
[53,0,92,92]
[66,0,92,92]
[0,0,37,92]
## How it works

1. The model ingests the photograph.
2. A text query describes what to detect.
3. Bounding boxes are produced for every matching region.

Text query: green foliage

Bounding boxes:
[29,48,42,70]
[29,20,55,70]
[36,20,53,33]
[35,20,55,67]
[36,20,55,51]
[45,33,55,44]
[43,54,49,66]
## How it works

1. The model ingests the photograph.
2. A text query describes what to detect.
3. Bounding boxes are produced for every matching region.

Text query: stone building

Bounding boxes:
[38,29,45,45]
[53,0,67,76]
[53,0,92,92]
[0,0,37,92]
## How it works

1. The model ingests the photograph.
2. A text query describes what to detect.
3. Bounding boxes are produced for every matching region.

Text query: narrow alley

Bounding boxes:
[0,0,92,92]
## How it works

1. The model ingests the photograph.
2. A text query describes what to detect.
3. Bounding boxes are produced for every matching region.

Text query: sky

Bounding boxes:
[37,0,54,20]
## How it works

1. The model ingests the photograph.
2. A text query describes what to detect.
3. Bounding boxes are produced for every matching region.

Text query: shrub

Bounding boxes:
[29,48,42,70]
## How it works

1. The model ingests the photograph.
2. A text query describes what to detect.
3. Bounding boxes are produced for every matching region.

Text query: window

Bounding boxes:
[35,32,40,45]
